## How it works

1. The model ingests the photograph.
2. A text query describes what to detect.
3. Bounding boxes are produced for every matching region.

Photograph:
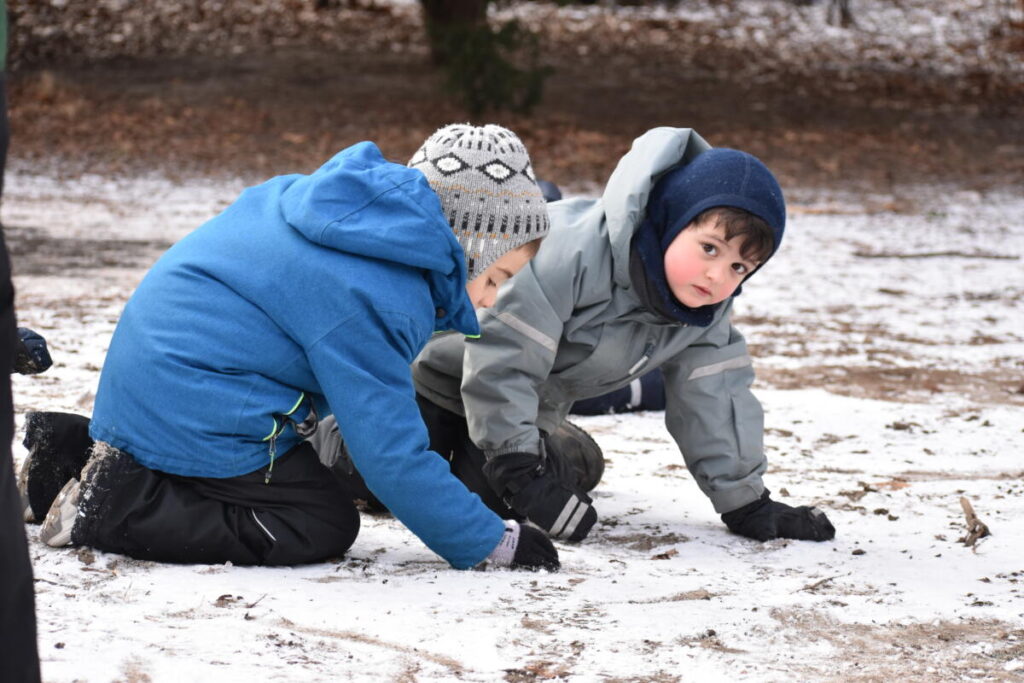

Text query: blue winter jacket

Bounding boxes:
[89,142,506,569]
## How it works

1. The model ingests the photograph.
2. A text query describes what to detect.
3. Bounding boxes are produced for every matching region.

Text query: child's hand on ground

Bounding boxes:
[721,489,835,542]
[484,520,560,571]
[483,451,597,542]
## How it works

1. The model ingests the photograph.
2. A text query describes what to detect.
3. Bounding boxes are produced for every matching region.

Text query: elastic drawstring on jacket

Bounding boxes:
[263,393,320,485]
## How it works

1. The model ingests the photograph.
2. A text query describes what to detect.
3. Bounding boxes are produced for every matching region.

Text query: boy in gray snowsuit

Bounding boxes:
[412,127,836,544]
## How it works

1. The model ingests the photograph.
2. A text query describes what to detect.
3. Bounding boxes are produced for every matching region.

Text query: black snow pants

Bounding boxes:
[415,394,517,519]
[52,418,360,566]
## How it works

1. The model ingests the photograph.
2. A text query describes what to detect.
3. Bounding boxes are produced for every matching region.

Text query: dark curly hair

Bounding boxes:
[689,206,776,265]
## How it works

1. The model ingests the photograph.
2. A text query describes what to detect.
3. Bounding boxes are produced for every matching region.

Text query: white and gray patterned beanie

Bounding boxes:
[409,123,550,281]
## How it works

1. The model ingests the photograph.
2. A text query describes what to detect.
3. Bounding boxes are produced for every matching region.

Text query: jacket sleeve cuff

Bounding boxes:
[485,435,544,459]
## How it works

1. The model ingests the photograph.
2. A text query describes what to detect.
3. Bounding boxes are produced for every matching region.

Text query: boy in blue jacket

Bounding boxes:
[20,124,559,571]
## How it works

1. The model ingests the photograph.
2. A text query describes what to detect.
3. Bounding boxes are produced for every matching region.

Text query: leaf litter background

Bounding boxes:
[4,0,1024,680]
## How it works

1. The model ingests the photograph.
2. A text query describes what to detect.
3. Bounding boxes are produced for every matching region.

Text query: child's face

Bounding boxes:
[466,244,536,309]
[663,220,759,308]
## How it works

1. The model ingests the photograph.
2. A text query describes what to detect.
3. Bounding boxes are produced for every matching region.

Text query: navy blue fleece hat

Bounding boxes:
[652,148,786,255]
[631,148,786,326]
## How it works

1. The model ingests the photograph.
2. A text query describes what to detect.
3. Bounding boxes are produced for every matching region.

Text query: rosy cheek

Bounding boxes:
[720,281,741,299]
[664,250,701,288]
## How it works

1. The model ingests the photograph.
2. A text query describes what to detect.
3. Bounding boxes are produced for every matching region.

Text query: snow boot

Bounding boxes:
[544,420,604,492]
[17,411,94,523]
[39,441,125,548]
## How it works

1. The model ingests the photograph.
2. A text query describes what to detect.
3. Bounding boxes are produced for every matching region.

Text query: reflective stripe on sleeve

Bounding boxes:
[686,354,752,381]
[492,311,558,353]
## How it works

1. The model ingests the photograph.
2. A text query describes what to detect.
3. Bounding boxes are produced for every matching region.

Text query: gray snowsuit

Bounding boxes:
[412,127,768,514]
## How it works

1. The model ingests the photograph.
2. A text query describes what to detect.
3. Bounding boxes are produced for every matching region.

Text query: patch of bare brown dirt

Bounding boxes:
[756,365,1024,407]
[768,610,1024,682]
[6,13,1022,194]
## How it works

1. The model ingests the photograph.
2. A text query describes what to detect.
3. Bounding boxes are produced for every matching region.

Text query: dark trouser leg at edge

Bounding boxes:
[71,442,360,566]
[1,232,43,678]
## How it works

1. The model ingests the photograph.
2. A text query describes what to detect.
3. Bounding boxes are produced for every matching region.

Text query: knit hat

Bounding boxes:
[652,148,786,257]
[409,124,550,281]
[631,148,786,326]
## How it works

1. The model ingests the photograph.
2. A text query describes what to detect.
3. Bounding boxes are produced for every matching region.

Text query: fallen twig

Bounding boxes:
[627,588,713,604]
[33,577,79,590]
[795,575,841,593]
[853,250,1017,260]
[958,496,992,548]
[245,593,267,609]
[276,618,465,672]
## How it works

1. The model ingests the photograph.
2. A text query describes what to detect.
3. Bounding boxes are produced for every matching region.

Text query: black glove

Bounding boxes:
[13,327,52,375]
[721,489,835,542]
[483,450,597,542]
[483,520,560,571]
[511,523,560,571]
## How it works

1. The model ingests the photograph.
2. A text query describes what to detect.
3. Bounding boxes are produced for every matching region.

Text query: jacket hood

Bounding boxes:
[631,146,787,325]
[603,127,712,288]
[280,141,478,335]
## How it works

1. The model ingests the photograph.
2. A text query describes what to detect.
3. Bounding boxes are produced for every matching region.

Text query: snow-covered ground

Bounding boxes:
[5,171,1023,681]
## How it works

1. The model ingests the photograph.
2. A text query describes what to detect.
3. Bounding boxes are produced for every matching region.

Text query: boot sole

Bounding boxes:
[40,478,80,548]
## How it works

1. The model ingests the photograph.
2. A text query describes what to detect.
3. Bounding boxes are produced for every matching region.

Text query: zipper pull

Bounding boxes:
[628,342,656,376]
[265,434,277,485]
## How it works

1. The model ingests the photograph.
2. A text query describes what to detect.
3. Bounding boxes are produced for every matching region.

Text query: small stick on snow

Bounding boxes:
[246,594,267,609]
[795,575,841,593]
[853,250,1018,260]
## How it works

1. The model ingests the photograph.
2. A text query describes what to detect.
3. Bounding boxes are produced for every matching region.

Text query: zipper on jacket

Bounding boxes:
[628,343,655,376]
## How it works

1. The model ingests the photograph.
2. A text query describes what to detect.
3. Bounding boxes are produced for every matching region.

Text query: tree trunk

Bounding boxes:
[420,0,490,64]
